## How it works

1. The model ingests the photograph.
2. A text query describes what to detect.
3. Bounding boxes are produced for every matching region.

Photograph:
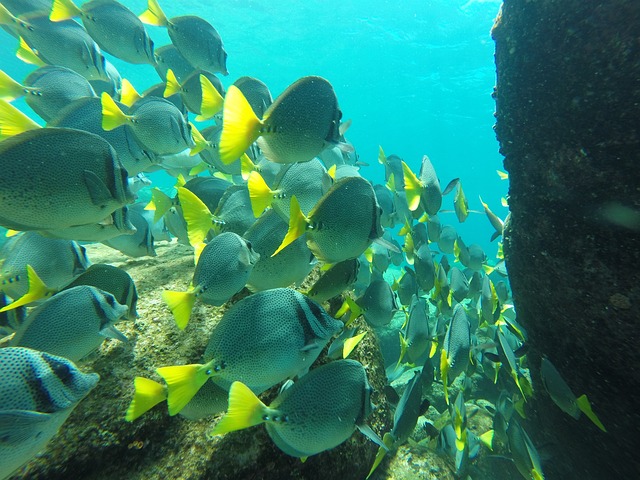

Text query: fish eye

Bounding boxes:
[245,241,252,250]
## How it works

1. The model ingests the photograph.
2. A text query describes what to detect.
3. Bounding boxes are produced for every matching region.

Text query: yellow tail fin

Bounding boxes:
[219,85,262,165]
[377,145,387,166]
[327,164,336,180]
[120,79,143,107]
[343,332,366,359]
[162,289,196,330]
[366,432,394,479]
[210,381,267,435]
[343,297,362,326]
[156,362,211,416]
[101,92,130,131]
[440,348,450,405]
[576,394,607,432]
[402,161,423,211]
[147,188,173,223]
[0,70,25,101]
[177,187,214,247]
[0,265,55,311]
[240,153,255,181]
[196,74,224,121]
[396,332,408,368]
[272,196,307,257]
[16,37,46,66]
[479,429,494,451]
[139,0,168,26]
[163,69,181,98]
[0,100,41,139]
[247,171,274,218]
[125,377,167,421]
[50,0,82,22]
[189,122,209,156]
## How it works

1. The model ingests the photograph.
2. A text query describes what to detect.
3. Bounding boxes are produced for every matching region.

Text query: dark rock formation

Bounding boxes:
[493,0,640,478]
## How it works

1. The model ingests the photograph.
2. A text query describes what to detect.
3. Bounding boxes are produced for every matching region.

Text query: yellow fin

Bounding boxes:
[247,171,274,218]
[174,174,187,188]
[120,79,142,107]
[0,265,55,311]
[139,0,168,26]
[101,92,130,131]
[0,100,41,139]
[162,289,196,330]
[196,74,223,121]
[396,332,408,368]
[327,164,337,180]
[211,381,267,435]
[532,469,544,480]
[163,69,181,98]
[401,161,422,211]
[156,362,210,415]
[479,429,494,451]
[377,145,387,166]
[193,242,206,265]
[0,70,25,101]
[5,229,20,237]
[16,37,46,66]
[386,173,396,192]
[576,394,607,432]
[189,122,208,156]
[177,187,214,247]
[240,153,255,181]
[429,339,438,358]
[125,377,167,422]
[497,169,509,180]
[366,432,394,479]
[272,196,307,257]
[189,162,209,176]
[50,0,82,22]
[440,348,450,405]
[147,188,173,223]
[343,332,366,358]
[501,196,509,207]
[343,297,362,327]
[219,85,262,165]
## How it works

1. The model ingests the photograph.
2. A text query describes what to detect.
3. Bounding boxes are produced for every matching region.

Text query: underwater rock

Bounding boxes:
[493,0,640,478]
[8,243,391,480]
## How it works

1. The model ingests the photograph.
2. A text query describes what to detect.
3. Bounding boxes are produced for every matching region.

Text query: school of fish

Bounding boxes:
[0,1,607,479]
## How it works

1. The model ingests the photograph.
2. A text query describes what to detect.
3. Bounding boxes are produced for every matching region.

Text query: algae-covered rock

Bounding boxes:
[9,242,391,480]
[493,0,640,478]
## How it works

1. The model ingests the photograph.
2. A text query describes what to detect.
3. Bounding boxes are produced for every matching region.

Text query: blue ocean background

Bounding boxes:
[0,0,505,259]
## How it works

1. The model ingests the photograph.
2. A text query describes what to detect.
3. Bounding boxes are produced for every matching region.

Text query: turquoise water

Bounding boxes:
[0,0,505,257]
[0,2,519,478]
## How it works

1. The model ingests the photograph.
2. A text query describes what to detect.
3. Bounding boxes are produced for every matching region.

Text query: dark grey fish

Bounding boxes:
[11,285,128,361]
[103,208,156,258]
[140,0,227,75]
[0,128,134,232]
[0,11,107,81]
[397,266,418,307]
[307,258,359,304]
[0,347,98,480]
[153,44,195,81]
[0,232,89,301]
[414,244,436,293]
[65,264,138,319]
[357,279,398,327]
[50,0,155,65]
